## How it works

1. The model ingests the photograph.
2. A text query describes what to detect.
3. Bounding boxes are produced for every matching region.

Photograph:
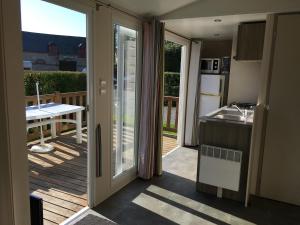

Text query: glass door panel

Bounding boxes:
[113,24,137,178]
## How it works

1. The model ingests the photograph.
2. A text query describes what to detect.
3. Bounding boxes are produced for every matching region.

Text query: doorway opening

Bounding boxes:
[21,0,89,224]
[162,33,198,183]
[162,40,182,156]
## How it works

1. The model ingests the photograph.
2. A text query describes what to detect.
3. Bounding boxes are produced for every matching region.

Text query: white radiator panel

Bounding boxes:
[199,145,242,192]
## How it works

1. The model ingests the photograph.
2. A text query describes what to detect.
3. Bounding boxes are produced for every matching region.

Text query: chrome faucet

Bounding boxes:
[232,104,247,118]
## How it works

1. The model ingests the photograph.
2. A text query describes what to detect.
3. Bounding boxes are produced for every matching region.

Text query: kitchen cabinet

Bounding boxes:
[197,116,252,202]
[234,22,266,61]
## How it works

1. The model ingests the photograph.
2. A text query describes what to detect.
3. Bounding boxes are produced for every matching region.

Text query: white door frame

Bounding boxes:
[165,31,191,147]
[45,0,97,208]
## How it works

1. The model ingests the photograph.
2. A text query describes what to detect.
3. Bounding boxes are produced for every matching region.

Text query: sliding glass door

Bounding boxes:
[112,24,138,179]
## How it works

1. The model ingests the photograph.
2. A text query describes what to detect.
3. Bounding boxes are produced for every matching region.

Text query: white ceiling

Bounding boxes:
[164,13,267,40]
[107,0,198,17]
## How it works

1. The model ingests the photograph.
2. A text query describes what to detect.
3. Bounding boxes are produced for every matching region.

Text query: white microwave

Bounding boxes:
[200,58,221,74]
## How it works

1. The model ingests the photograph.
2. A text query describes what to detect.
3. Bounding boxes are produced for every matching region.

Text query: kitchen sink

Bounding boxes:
[209,107,254,123]
[213,114,246,122]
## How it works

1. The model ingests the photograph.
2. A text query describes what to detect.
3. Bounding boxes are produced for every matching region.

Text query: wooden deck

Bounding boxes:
[162,135,177,156]
[28,130,88,225]
[27,130,176,224]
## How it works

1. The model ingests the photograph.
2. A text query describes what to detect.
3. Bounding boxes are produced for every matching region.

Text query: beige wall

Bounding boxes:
[258,13,300,206]
[227,26,261,104]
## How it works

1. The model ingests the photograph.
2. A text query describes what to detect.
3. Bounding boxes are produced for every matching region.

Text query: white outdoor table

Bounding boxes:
[26,103,85,144]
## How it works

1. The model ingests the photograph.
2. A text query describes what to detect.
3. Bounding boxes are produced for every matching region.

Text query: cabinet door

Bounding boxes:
[235,22,265,60]
[260,14,300,206]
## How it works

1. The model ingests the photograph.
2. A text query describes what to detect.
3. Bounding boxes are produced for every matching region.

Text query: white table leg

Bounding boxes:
[76,111,82,144]
[51,117,57,139]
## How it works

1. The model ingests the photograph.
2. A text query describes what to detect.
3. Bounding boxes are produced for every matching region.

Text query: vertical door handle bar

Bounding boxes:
[96,123,102,177]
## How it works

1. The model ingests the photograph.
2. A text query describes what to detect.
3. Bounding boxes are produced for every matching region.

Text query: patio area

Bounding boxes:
[27,129,176,225]
[28,130,88,225]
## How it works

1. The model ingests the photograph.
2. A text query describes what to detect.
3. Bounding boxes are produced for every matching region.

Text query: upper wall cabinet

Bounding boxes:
[234,22,266,61]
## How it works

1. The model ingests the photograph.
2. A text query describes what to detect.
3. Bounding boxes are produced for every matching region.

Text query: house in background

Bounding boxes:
[22,31,86,71]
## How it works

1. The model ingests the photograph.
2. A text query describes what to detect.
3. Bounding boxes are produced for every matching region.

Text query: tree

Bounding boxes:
[164,40,182,73]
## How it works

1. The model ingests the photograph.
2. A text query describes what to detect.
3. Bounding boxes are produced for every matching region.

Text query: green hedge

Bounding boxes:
[24,71,86,96]
[164,72,180,97]
[164,40,182,73]
[24,71,179,98]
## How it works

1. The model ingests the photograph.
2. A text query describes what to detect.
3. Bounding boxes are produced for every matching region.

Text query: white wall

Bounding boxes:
[227,26,261,104]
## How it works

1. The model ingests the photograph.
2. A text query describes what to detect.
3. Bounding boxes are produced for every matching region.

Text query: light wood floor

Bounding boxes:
[28,131,177,224]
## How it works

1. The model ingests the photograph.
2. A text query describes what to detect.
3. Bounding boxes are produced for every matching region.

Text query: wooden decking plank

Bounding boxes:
[162,136,177,156]
[43,201,77,218]
[51,142,86,157]
[31,183,87,206]
[28,133,88,225]
[29,163,87,180]
[43,209,67,224]
[43,219,57,225]
[28,155,87,176]
[30,169,86,189]
[31,189,83,212]
[30,173,86,193]
[52,149,87,163]
[30,165,87,184]
[30,152,86,169]
[29,176,87,199]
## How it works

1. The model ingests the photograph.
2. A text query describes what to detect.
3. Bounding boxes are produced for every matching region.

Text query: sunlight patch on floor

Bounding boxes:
[132,193,216,225]
[147,185,256,225]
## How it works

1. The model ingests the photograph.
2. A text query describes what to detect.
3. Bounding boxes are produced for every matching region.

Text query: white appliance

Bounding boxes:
[199,74,225,116]
[200,58,221,74]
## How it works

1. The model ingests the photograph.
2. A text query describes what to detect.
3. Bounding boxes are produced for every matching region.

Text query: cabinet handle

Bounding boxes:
[96,123,102,177]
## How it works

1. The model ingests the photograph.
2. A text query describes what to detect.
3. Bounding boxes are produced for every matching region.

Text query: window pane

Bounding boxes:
[113,25,137,177]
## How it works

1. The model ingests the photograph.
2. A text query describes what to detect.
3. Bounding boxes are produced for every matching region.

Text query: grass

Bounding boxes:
[162,121,177,137]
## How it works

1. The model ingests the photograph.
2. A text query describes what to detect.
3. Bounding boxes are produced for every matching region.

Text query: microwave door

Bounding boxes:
[201,60,212,73]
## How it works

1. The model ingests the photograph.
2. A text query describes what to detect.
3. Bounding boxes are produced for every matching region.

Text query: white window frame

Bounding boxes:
[110,10,142,193]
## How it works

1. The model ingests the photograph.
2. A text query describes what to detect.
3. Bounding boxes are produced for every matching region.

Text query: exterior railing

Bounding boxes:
[26,91,179,140]
[163,96,179,133]
[26,91,87,141]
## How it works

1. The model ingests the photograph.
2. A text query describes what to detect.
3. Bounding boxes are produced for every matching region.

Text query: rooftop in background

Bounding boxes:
[22,31,86,55]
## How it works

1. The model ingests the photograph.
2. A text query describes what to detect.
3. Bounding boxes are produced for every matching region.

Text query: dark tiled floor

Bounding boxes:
[94,148,300,225]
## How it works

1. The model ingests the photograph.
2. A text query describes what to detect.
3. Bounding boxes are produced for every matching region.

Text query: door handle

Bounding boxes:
[96,123,102,177]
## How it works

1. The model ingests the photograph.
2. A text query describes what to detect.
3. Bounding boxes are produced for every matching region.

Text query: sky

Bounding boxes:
[20,0,86,37]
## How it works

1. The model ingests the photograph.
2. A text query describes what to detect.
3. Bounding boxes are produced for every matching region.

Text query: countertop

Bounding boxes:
[199,106,254,126]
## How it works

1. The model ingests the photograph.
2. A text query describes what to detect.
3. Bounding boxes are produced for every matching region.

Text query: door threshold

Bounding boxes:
[162,146,180,158]
[60,206,90,225]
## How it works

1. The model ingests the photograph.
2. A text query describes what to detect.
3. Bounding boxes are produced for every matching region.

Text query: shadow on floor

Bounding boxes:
[94,172,300,225]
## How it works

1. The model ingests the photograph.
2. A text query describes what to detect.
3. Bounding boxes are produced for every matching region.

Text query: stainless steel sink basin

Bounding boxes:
[214,110,244,116]
[209,107,254,123]
[213,114,246,122]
